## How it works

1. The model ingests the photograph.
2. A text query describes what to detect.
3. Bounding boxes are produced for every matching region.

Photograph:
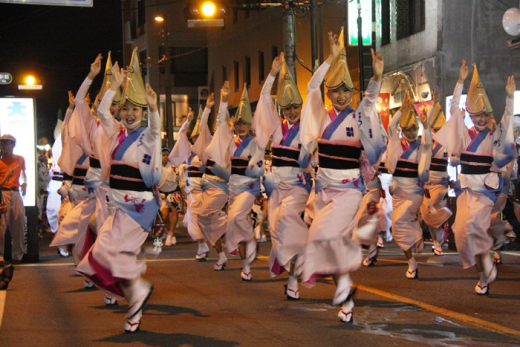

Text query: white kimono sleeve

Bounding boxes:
[417,124,432,183]
[94,88,122,181]
[206,101,233,168]
[356,78,385,165]
[192,107,212,163]
[58,103,83,176]
[138,108,162,187]
[385,110,403,173]
[492,95,515,169]
[170,117,193,168]
[253,74,281,147]
[300,62,330,156]
[433,83,471,166]
[69,77,97,157]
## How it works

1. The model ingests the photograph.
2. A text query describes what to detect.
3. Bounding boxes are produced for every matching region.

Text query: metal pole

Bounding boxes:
[284,0,296,81]
[310,0,318,73]
[357,0,365,94]
[165,42,174,148]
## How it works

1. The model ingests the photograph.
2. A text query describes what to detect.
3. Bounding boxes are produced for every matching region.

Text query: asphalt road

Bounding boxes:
[0,227,519,347]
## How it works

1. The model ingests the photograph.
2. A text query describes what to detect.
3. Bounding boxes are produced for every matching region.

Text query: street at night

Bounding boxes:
[0,229,519,346]
[2,0,520,346]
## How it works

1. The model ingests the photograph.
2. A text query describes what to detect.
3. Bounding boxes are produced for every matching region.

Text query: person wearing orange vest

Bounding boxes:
[0,134,27,264]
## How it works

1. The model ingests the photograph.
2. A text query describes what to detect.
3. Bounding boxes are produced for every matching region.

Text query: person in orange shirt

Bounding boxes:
[0,134,27,264]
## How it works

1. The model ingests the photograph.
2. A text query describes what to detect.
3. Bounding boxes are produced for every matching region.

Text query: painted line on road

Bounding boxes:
[13,255,270,268]
[0,291,5,329]
[356,283,520,339]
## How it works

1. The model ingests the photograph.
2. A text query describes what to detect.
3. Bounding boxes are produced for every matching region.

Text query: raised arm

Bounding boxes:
[451,60,468,116]
[98,62,125,132]
[206,82,234,168]
[75,54,102,106]
[254,53,283,148]
[503,75,515,126]
[169,109,194,167]
[145,83,160,137]
[192,95,213,162]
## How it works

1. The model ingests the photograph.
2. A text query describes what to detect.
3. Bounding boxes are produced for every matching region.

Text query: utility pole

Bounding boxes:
[357,0,365,94]
[310,0,318,73]
[283,0,296,81]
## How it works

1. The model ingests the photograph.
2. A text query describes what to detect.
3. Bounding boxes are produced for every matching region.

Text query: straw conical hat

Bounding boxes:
[324,28,354,91]
[400,92,419,129]
[277,55,302,108]
[429,102,446,129]
[120,47,147,108]
[234,83,253,124]
[466,64,493,115]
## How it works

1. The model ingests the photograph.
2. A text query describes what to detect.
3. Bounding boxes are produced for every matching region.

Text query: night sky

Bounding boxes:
[0,0,123,143]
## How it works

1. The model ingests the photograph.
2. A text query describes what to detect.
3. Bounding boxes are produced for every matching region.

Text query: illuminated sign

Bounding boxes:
[0,0,92,6]
[0,98,36,207]
[0,73,12,85]
[18,85,43,90]
[348,0,372,46]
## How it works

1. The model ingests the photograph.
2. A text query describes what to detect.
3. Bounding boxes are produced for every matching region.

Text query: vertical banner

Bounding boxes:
[0,98,36,207]
[376,93,390,134]
[348,0,372,46]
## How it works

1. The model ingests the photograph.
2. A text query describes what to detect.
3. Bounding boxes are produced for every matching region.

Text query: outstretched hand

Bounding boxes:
[145,83,158,112]
[221,81,230,102]
[420,108,429,129]
[228,115,235,132]
[458,59,468,84]
[326,32,341,63]
[111,62,126,90]
[270,52,284,77]
[371,49,384,82]
[68,91,75,109]
[88,53,103,79]
[206,92,215,109]
[187,107,194,123]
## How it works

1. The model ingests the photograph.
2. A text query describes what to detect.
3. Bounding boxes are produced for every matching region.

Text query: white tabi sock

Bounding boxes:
[242,259,250,274]
[479,271,488,285]
[332,274,352,306]
[218,251,227,264]
[245,240,257,264]
[198,241,209,254]
[408,257,417,271]
[288,274,298,292]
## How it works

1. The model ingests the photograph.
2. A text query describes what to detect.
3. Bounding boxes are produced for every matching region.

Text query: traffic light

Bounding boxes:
[184,1,227,27]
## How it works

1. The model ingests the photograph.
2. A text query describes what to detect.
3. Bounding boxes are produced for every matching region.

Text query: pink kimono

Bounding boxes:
[299,60,384,298]
[169,116,207,241]
[76,87,162,299]
[434,82,515,268]
[206,101,265,260]
[386,110,432,252]
[253,74,311,277]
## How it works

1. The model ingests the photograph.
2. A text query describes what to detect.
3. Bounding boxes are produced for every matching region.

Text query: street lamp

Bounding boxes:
[201,1,216,16]
[25,75,35,86]
[184,1,227,27]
